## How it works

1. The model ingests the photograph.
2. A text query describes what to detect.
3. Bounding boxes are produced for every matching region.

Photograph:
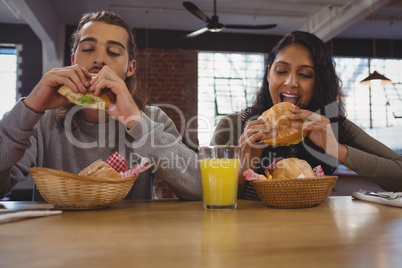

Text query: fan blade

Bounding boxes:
[183,2,210,23]
[225,24,277,30]
[186,27,209,38]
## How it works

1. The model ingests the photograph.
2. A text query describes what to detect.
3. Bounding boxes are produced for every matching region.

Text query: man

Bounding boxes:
[0,11,202,200]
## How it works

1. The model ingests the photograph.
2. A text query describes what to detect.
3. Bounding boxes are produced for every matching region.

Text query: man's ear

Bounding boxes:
[126,60,136,77]
[71,54,76,65]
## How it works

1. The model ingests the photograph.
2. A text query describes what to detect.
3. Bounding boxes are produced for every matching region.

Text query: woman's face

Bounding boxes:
[267,44,315,109]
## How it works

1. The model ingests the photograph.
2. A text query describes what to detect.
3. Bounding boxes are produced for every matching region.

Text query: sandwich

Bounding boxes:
[58,74,115,109]
[78,159,119,179]
[258,102,306,146]
[271,158,314,180]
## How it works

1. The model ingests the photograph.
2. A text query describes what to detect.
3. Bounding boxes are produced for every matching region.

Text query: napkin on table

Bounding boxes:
[352,190,402,208]
[0,210,62,224]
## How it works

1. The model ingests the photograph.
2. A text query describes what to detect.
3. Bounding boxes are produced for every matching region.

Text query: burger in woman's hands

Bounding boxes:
[258,102,306,146]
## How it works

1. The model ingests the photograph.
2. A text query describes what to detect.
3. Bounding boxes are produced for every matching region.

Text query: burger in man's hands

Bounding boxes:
[58,74,116,109]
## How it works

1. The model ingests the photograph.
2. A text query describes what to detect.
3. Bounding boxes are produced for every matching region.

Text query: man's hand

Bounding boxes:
[89,66,142,128]
[24,65,91,113]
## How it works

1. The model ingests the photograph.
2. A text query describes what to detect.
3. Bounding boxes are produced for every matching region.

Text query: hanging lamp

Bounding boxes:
[360,70,392,86]
[359,0,392,87]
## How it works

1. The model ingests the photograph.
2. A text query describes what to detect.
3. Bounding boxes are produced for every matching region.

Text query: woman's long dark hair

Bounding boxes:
[249,31,346,141]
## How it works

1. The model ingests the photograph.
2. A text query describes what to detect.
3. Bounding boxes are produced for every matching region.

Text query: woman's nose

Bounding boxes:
[284,73,298,87]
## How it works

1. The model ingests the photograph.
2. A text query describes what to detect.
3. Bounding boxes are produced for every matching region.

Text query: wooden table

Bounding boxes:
[1,197,402,268]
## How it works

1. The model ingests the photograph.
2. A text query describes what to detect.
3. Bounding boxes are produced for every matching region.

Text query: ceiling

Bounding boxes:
[1,0,402,64]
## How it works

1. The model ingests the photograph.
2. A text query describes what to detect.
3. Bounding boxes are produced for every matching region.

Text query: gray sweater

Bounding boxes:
[0,99,202,200]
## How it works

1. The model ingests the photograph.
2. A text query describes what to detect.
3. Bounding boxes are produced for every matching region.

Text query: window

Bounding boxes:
[334,57,402,152]
[197,53,402,152]
[0,46,18,119]
[198,52,265,145]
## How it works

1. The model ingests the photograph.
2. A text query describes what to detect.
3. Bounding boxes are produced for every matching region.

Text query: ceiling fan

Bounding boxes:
[182,0,277,38]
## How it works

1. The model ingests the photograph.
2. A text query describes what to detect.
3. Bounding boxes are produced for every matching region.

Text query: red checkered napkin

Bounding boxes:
[264,158,325,177]
[243,169,267,181]
[312,165,325,177]
[106,152,153,178]
[106,152,128,172]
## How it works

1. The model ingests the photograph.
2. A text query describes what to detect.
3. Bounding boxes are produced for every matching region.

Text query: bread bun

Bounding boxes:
[58,74,115,109]
[78,159,119,179]
[271,158,314,180]
[258,102,306,146]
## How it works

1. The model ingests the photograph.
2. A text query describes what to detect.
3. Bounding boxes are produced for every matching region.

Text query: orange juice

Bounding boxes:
[200,158,239,209]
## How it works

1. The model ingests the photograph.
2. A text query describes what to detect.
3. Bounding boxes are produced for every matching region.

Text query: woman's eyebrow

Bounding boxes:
[302,65,315,69]
[274,61,289,66]
[275,61,314,69]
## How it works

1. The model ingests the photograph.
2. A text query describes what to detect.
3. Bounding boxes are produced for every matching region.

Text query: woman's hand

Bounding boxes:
[90,66,141,128]
[290,107,348,163]
[24,65,91,113]
[238,118,276,187]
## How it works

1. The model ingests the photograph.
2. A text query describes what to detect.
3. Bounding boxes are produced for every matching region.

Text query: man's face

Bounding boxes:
[72,21,135,79]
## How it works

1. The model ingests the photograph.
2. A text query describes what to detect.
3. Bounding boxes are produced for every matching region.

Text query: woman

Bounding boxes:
[211,31,402,198]
[0,11,202,201]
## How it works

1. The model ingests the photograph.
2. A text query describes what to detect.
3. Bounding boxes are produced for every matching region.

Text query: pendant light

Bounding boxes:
[359,1,392,87]
[360,70,392,86]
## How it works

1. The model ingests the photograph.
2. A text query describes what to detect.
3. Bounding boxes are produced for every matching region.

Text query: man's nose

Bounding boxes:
[93,51,106,66]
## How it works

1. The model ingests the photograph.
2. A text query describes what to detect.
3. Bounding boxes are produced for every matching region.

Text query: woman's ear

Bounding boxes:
[266,66,271,81]
[126,59,136,77]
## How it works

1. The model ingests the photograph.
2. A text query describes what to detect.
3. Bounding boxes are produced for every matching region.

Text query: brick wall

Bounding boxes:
[136,48,199,149]
[136,48,199,198]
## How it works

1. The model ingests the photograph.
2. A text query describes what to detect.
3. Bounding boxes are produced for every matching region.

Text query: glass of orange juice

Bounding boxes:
[199,145,240,209]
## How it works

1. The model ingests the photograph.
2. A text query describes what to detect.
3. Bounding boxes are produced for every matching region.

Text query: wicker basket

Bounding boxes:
[250,176,338,209]
[30,167,139,210]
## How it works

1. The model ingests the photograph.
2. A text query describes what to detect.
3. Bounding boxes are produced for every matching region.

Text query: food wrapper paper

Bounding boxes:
[106,152,153,178]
